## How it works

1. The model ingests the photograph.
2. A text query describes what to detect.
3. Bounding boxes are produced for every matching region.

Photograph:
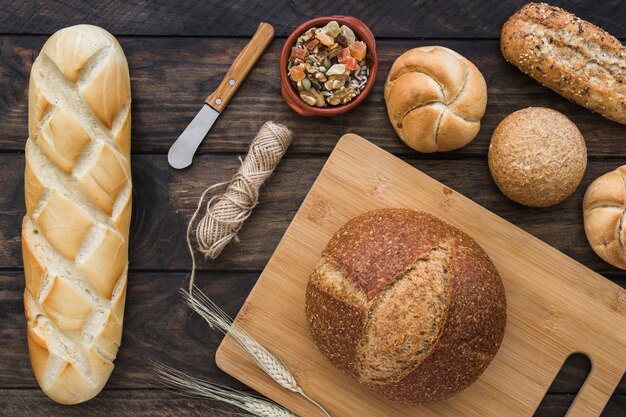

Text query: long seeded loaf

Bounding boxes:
[501,3,626,124]
[23,24,132,404]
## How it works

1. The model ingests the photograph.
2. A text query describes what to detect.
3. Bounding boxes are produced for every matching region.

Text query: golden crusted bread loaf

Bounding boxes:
[23,24,131,404]
[501,3,626,124]
[305,209,507,403]
[583,166,626,270]
[384,46,487,153]
[488,107,587,207]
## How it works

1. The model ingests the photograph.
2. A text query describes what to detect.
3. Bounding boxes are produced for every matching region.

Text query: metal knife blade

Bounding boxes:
[168,105,219,169]
[167,22,275,170]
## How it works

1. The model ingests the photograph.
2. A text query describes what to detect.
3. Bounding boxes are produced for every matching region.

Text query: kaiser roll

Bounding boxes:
[305,209,507,403]
[384,46,487,153]
[583,166,626,269]
[488,107,587,207]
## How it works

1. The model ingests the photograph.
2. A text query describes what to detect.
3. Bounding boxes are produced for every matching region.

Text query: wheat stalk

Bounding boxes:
[181,287,332,417]
[153,361,296,417]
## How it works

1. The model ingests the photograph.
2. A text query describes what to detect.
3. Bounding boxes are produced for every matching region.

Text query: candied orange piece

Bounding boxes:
[337,48,351,64]
[289,65,306,82]
[306,39,320,50]
[290,47,307,61]
[344,57,359,71]
[349,41,367,61]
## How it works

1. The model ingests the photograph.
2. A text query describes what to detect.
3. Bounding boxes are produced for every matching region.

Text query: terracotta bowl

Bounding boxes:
[280,16,378,117]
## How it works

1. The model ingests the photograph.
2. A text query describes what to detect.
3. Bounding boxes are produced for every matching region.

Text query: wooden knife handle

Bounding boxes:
[205,22,274,112]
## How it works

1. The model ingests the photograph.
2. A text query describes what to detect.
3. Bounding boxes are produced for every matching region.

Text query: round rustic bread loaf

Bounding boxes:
[583,166,626,269]
[488,107,587,207]
[305,208,507,403]
[384,46,487,153]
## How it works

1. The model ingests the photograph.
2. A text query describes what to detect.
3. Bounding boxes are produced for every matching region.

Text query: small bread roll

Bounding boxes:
[488,107,586,207]
[583,166,626,269]
[384,46,487,153]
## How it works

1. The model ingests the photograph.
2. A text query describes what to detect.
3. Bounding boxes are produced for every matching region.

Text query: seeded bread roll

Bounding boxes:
[23,24,131,404]
[501,3,626,124]
[305,209,507,403]
[488,107,587,207]
[583,166,626,270]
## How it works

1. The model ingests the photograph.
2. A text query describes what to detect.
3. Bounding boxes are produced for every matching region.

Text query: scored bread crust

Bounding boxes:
[501,2,626,124]
[23,24,131,404]
[583,166,626,270]
[384,46,487,153]
[305,209,507,403]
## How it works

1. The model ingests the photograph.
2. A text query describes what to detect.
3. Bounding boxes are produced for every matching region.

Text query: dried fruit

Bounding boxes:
[344,57,359,71]
[289,65,306,82]
[338,48,351,64]
[288,22,372,107]
[336,35,348,48]
[364,50,374,67]
[315,31,335,47]
[349,41,367,61]
[326,64,346,76]
[290,47,307,62]
[306,39,320,50]
[340,25,356,45]
[322,20,341,37]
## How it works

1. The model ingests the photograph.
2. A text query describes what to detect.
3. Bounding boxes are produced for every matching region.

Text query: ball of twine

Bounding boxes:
[186,121,293,291]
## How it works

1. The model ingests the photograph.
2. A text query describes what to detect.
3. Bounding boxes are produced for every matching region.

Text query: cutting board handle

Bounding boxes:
[564,358,624,417]
[205,22,275,112]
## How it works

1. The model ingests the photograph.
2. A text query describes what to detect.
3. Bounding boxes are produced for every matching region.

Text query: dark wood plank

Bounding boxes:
[4,153,626,277]
[0,1,624,38]
[0,389,243,416]
[1,390,622,417]
[601,393,626,417]
[2,2,624,415]
[534,394,626,417]
[1,271,624,394]
[0,270,257,390]
[2,37,626,157]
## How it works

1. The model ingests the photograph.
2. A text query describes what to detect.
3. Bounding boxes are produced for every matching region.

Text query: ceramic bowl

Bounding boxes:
[280,16,378,117]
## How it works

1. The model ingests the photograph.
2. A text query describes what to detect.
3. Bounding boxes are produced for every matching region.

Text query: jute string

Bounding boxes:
[186,121,293,292]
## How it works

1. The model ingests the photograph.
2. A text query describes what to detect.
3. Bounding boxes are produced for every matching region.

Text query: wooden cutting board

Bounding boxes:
[216,134,626,417]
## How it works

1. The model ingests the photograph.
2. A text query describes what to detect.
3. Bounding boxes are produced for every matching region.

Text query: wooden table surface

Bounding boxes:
[0,1,624,416]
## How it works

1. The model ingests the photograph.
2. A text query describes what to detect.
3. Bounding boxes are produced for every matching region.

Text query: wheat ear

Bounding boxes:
[182,287,332,417]
[153,361,296,417]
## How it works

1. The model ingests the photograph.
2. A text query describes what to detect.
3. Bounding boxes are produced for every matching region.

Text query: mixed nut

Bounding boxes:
[288,21,373,107]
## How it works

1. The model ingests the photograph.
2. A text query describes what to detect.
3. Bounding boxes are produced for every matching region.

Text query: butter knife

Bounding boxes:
[168,22,275,169]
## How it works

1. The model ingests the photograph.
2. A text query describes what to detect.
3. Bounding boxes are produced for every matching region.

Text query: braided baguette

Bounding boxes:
[23,24,131,404]
[501,3,626,124]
